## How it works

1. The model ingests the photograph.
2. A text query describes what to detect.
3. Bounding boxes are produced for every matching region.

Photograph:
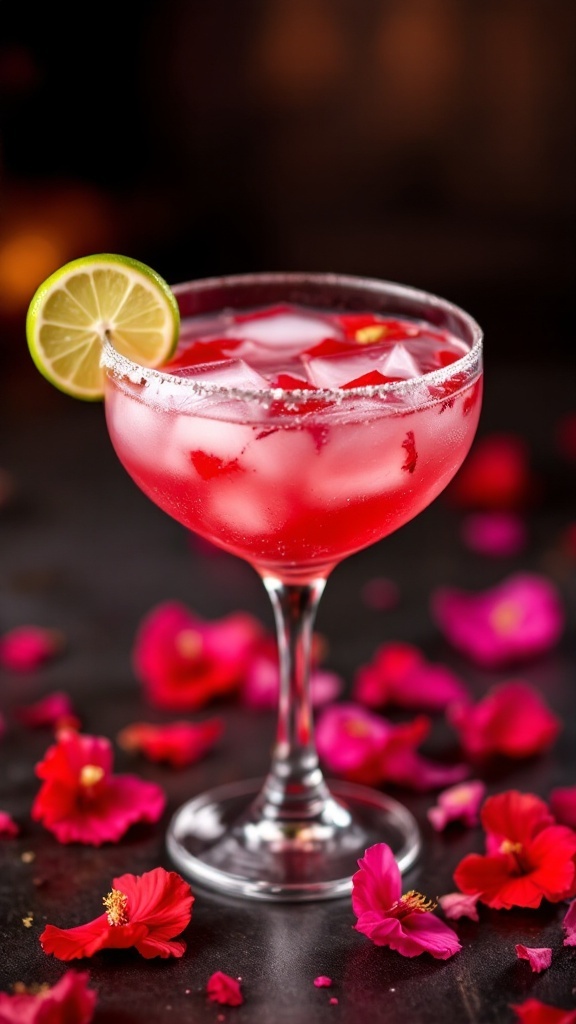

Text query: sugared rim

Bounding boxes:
[100,271,483,405]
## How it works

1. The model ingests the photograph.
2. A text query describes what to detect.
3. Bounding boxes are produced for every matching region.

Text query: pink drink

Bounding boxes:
[104,303,482,581]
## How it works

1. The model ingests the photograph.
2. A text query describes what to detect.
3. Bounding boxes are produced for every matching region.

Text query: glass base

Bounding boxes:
[166,777,421,901]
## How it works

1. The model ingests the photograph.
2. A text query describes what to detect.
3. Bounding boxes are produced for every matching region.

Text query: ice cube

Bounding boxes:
[228,310,336,359]
[306,350,388,389]
[378,344,422,380]
[171,358,269,391]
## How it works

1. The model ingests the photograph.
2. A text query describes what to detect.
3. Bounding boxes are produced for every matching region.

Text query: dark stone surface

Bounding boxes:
[0,359,575,1023]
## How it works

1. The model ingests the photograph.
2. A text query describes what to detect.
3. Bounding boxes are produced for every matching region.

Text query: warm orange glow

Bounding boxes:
[0,232,62,313]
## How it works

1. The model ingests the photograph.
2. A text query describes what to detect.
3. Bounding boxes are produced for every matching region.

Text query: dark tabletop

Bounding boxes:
[1,354,575,1024]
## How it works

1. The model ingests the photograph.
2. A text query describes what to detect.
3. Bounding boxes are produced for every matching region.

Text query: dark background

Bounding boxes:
[1,0,575,415]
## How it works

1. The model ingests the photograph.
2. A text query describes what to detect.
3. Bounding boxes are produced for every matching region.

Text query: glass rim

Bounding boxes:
[100,270,483,404]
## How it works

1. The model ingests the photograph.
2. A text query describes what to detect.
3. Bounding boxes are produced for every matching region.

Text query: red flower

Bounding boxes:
[427,780,486,831]
[117,719,223,768]
[0,810,19,837]
[515,945,552,973]
[315,703,468,791]
[15,691,80,731]
[453,790,576,910]
[132,601,262,710]
[432,573,565,668]
[40,867,193,960]
[32,729,166,844]
[550,786,576,829]
[447,433,534,510]
[511,999,576,1024]
[447,681,560,761]
[352,843,461,959]
[0,626,64,672]
[352,641,467,711]
[0,970,96,1023]
[460,511,527,557]
[206,972,244,1006]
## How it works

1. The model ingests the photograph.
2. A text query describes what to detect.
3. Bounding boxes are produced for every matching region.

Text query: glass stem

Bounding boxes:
[256,575,331,821]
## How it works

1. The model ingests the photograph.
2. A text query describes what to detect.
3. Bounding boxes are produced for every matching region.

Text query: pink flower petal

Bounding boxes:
[206,972,244,1006]
[427,781,486,831]
[0,810,19,838]
[550,786,576,829]
[562,900,576,947]
[448,681,560,761]
[515,945,552,972]
[0,970,97,1023]
[461,511,528,557]
[438,892,480,921]
[432,573,565,669]
[15,691,80,730]
[353,642,467,711]
[313,976,332,988]
[0,625,64,672]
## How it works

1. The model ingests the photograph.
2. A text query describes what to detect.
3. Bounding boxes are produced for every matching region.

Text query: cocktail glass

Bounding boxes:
[100,272,483,901]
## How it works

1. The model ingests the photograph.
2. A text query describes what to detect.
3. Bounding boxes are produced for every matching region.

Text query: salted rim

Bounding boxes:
[100,271,483,405]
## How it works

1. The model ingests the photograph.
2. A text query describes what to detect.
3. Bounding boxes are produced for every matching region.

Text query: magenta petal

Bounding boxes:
[352,843,402,918]
[461,512,527,557]
[515,944,552,972]
[0,625,64,672]
[438,892,480,921]
[399,910,462,960]
[550,786,576,829]
[0,810,19,838]
[428,781,487,831]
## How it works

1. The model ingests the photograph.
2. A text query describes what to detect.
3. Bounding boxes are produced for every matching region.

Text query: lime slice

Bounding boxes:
[26,253,180,400]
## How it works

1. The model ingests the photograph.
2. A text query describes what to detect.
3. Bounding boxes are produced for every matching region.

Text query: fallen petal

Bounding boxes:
[515,944,552,972]
[206,972,244,1006]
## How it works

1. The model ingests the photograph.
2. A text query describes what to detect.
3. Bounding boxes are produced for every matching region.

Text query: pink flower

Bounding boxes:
[0,970,96,1023]
[352,642,467,711]
[448,433,534,510]
[437,892,480,921]
[427,780,486,831]
[0,626,64,672]
[315,703,468,791]
[515,944,552,972]
[15,691,80,731]
[206,972,244,1006]
[562,900,576,947]
[460,511,527,557]
[0,810,19,837]
[313,977,332,988]
[132,601,262,710]
[41,867,193,960]
[511,1000,576,1024]
[453,790,576,910]
[32,729,166,844]
[117,719,223,768]
[550,786,576,829]
[447,681,560,761]
[352,843,461,959]
[431,573,565,668]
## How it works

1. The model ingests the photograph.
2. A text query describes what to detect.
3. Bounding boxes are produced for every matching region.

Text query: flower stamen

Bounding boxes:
[79,764,104,787]
[175,629,203,659]
[103,889,129,926]
[355,325,388,345]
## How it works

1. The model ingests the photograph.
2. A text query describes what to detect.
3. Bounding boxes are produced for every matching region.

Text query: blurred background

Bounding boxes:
[0,0,574,416]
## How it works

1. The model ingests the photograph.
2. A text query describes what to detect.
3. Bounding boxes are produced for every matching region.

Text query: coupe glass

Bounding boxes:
[100,272,483,901]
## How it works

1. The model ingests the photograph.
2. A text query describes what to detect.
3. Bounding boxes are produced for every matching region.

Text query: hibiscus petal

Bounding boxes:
[453,853,547,910]
[438,892,480,921]
[352,843,402,917]
[449,682,560,761]
[427,781,486,831]
[511,998,576,1024]
[206,972,244,1006]
[113,867,194,941]
[15,691,79,730]
[117,719,223,768]
[515,945,552,972]
[0,625,64,672]
[550,786,576,829]
[41,915,117,960]
[460,511,527,557]
[399,909,462,960]
[0,810,19,837]
[0,970,97,1023]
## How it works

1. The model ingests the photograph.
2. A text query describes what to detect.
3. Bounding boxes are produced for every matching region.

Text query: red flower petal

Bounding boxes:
[0,970,97,1023]
[206,972,244,1006]
[448,682,560,761]
[448,433,534,510]
[0,626,64,672]
[132,601,262,710]
[550,786,576,829]
[460,511,528,557]
[0,810,19,837]
[41,867,193,961]
[32,730,165,845]
[515,945,552,972]
[511,999,576,1024]
[353,641,467,711]
[117,719,223,768]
